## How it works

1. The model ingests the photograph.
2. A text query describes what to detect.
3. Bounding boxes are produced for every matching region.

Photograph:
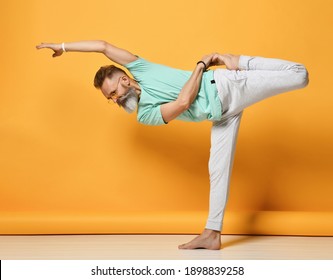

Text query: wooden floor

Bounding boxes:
[0,235,332,260]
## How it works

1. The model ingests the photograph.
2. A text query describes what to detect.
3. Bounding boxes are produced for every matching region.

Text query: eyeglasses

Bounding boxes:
[107,77,121,104]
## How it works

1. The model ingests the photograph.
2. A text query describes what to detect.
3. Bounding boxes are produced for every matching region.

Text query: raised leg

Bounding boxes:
[215,55,309,118]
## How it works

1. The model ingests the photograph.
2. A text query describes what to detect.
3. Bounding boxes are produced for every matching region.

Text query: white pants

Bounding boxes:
[206,55,309,231]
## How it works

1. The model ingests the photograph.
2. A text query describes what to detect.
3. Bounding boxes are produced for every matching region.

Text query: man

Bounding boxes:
[36,40,309,250]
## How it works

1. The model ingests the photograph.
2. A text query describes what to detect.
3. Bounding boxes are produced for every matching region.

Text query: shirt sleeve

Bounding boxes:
[137,105,168,126]
[124,58,149,80]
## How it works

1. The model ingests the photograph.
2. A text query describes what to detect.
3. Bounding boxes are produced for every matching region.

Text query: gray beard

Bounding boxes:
[116,87,139,114]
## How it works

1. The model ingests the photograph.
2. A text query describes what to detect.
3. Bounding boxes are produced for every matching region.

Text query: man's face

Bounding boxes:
[101,76,139,113]
[101,75,126,102]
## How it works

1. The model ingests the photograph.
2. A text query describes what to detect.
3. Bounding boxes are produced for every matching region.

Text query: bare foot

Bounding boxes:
[178,229,221,250]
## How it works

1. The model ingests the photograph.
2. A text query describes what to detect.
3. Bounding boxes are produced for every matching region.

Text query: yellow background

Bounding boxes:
[1,0,332,235]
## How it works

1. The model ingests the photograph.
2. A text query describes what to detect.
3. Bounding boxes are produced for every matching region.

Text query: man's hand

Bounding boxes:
[199,53,240,70]
[200,53,217,69]
[36,43,64,58]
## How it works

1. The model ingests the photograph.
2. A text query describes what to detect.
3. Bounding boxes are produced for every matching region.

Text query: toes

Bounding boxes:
[178,243,191,249]
[179,244,189,249]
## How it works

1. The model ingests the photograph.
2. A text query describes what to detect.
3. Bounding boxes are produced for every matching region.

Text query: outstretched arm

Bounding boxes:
[36,40,138,65]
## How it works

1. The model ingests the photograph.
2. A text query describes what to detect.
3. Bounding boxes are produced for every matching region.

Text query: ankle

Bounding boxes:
[203,229,220,237]
[233,55,240,70]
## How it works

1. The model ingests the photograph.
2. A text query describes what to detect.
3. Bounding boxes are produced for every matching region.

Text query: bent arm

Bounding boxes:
[160,54,215,123]
[160,63,205,123]
[36,40,137,65]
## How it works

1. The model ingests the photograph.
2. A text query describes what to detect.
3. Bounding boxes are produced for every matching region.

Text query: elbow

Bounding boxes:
[99,40,108,53]
[178,98,191,111]
[292,64,310,89]
[177,92,193,111]
[298,64,309,88]
[303,68,310,88]
[182,102,191,111]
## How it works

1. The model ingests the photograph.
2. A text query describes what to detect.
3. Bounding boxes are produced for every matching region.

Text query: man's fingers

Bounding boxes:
[36,44,48,49]
[36,43,53,49]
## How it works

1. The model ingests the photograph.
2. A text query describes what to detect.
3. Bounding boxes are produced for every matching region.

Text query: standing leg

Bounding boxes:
[178,113,242,250]
[206,113,243,231]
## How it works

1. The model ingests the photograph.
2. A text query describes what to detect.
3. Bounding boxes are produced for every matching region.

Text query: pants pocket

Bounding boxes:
[224,70,248,82]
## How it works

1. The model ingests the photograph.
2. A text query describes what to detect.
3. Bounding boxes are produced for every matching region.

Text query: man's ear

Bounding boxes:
[121,75,130,86]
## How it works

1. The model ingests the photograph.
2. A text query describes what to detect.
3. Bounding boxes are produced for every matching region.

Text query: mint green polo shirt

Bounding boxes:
[125,58,222,126]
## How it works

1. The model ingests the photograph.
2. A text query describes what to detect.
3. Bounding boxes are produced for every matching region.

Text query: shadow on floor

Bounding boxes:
[221,235,262,249]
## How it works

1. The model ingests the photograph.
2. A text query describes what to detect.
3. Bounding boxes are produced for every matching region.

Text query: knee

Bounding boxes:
[299,65,309,88]
[291,64,309,89]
